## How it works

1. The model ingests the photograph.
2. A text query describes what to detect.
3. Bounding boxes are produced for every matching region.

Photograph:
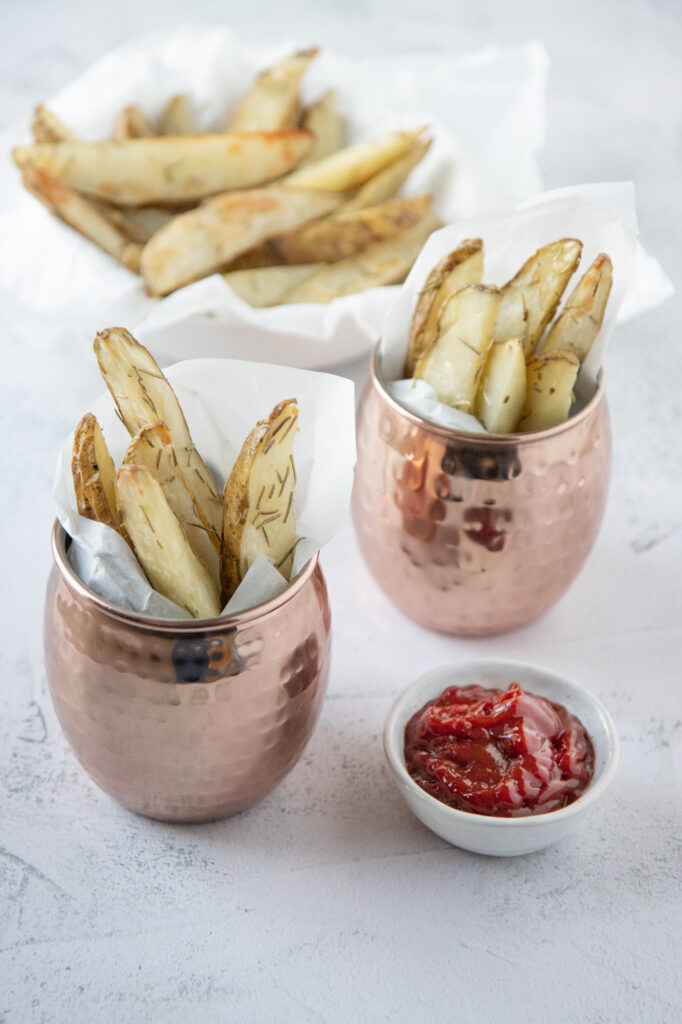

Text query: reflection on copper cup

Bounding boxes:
[44,522,331,822]
[352,346,611,636]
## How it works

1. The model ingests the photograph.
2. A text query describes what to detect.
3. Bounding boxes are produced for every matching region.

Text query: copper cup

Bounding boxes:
[352,346,611,636]
[44,522,331,822]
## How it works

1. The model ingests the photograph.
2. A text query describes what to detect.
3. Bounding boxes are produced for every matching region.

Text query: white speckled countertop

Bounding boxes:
[1,2,680,1022]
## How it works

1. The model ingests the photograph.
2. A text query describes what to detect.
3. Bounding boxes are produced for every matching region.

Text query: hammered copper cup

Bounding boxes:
[44,522,331,822]
[352,346,611,636]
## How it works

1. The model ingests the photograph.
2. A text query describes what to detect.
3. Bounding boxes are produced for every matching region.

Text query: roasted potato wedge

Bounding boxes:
[113,105,155,140]
[414,284,502,411]
[160,94,199,135]
[31,105,78,143]
[223,264,322,307]
[280,210,441,304]
[13,132,313,206]
[405,238,484,376]
[124,423,220,588]
[493,238,583,357]
[340,138,431,214]
[221,399,299,602]
[141,185,340,296]
[93,327,223,545]
[540,254,613,362]
[116,465,221,619]
[270,193,432,266]
[230,48,318,132]
[21,164,142,270]
[300,89,346,164]
[71,412,122,532]
[284,127,425,192]
[474,338,527,434]
[517,350,580,432]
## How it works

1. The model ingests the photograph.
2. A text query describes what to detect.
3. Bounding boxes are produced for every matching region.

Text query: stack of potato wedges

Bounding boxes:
[406,238,613,432]
[13,48,439,305]
[72,327,299,618]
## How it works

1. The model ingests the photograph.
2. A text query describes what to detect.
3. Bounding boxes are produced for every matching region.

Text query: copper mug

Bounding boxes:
[44,522,331,822]
[352,346,611,636]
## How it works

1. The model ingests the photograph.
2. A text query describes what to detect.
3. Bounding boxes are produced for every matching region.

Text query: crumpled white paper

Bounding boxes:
[0,25,548,368]
[380,182,674,433]
[54,358,356,620]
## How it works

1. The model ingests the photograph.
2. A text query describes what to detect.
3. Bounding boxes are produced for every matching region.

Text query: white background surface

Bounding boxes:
[1,2,680,1022]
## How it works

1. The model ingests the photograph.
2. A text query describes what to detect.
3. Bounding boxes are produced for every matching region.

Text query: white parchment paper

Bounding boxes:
[380,182,674,433]
[0,25,548,368]
[54,358,355,620]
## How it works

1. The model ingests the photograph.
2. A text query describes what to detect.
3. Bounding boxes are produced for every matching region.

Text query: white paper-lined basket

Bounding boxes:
[380,182,674,434]
[0,25,548,368]
[54,358,356,619]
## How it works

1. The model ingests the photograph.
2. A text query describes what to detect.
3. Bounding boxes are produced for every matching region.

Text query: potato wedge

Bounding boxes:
[13,133,313,206]
[160,94,199,135]
[493,238,583,358]
[221,399,298,602]
[223,264,322,307]
[71,412,121,531]
[141,185,340,296]
[540,254,613,362]
[229,48,318,132]
[414,285,502,411]
[284,127,425,192]
[31,104,78,143]
[474,338,526,434]
[280,210,441,304]
[405,238,484,376]
[124,423,220,588]
[21,163,142,270]
[300,89,345,164]
[93,327,223,545]
[517,350,580,432]
[116,465,221,619]
[113,105,155,140]
[340,138,432,213]
[270,193,432,266]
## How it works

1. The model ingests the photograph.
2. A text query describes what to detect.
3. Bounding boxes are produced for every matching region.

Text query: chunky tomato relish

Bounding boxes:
[404,682,594,817]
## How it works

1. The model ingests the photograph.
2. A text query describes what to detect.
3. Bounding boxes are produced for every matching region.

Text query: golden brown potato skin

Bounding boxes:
[71,412,121,532]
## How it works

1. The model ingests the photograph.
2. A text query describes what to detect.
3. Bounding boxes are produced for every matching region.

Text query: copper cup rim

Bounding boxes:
[371,344,607,446]
[50,519,321,634]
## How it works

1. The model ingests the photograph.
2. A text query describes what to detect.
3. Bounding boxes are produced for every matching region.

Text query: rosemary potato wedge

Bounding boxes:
[280,210,441,304]
[72,412,122,532]
[124,423,220,588]
[21,164,142,271]
[493,238,583,358]
[414,284,502,411]
[340,138,431,214]
[113,105,155,140]
[229,48,318,132]
[223,264,322,307]
[160,94,199,135]
[141,186,340,296]
[300,89,345,164]
[93,327,223,545]
[517,350,580,432]
[474,338,526,434]
[221,399,298,602]
[284,127,426,192]
[405,238,484,376]
[31,105,78,143]
[116,465,221,619]
[540,254,613,362]
[13,132,313,206]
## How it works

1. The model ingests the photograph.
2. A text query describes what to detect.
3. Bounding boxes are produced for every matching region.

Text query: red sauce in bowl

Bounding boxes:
[404,683,595,817]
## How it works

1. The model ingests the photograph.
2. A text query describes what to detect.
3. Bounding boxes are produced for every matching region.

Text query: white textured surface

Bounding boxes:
[1,3,681,1023]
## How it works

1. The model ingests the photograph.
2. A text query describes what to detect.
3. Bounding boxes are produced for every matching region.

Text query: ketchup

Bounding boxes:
[404,683,594,817]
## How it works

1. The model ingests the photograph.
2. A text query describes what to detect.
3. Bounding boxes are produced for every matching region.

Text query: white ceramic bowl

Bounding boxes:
[383,659,619,857]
